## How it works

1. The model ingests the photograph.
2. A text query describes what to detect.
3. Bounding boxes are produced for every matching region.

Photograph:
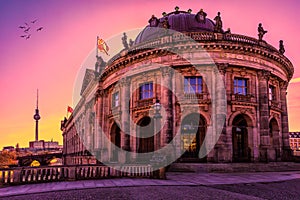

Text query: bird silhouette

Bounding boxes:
[36,27,43,31]
[31,19,38,24]
[24,22,29,26]
[20,35,27,38]
[24,27,30,33]
[26,34,31,40]
[19,26,26,29]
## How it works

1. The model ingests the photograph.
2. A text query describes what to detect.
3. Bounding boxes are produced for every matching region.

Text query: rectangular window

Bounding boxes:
[269,85,276,101]
[139,82,153,100]
[112,92,119,107]
[184,77,203,94]
[234,78,248,95]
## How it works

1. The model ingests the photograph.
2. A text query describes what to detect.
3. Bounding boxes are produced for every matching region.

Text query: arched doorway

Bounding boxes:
[232,114,250,162]
[269,118,280,159]
[180,113,207,162]
[110,123,121,162]
[137,116,154,153]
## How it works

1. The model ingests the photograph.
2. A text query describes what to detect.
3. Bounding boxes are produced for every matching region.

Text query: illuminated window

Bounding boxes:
[112,92,119,107]
[139,82,153,100]
[184,77,203,94]
[234,78,248,95]
[269,85,276,101]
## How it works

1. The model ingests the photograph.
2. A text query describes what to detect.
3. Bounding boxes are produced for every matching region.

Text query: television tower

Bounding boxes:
[33,89,41,141]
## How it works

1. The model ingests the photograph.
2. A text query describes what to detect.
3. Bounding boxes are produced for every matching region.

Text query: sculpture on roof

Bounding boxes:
[279,40,285,54]
[258,23,267,41]
[174,6,180,14]
[129,39,134,47]
[162,17,170,29]
[196,9,207,23]
[122,32,129,49]
[214,12,223,33]
[95,56,106,76]
[148,15,159,27]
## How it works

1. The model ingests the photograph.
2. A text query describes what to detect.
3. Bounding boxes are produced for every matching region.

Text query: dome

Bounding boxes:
[134,10,218,44]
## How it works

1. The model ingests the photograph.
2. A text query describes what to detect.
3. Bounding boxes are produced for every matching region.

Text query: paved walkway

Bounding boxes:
[1,171,300,198]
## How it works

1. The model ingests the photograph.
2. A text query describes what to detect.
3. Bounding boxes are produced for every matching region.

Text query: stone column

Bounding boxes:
[215,64,228,162]
[257,70,270,161]
[280,81,292,160]
[94,88,103,161]
[160,67,173,145]
[120,77,131,163]
[160,67,174,161]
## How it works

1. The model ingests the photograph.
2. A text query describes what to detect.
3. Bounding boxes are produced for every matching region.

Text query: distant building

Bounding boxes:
[2,146,14,151]
[289,132,300,151]
[29,140,62,151]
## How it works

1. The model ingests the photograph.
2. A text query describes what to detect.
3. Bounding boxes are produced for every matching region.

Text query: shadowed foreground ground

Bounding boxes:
[2,179,300,200]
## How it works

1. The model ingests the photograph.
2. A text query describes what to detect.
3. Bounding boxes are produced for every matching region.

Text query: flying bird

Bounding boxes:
[24,27,30,33]
[24,22,29,26]
[26,34,31,40]
[20,35,27,38]
[36,27,43,31]
[19,25,26,29]
[31,19,38,24]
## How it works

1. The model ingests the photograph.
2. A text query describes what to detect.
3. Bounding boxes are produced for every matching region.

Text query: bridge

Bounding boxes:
[17,152,62,166]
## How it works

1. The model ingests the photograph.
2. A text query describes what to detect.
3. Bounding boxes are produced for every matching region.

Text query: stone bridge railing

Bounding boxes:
[0,164,157,187]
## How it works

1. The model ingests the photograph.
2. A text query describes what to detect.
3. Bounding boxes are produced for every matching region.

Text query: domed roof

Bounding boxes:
[134,10,218,44]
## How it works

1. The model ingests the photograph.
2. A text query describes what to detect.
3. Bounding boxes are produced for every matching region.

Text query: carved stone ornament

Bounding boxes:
[279,81,288,90]
[120,77,131,87]
[257,70,271,80]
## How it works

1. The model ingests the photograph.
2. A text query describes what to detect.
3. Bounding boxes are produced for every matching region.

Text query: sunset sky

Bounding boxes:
[0,0,300,148]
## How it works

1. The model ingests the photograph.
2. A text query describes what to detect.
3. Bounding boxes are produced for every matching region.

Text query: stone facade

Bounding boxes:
[61,9,294,165]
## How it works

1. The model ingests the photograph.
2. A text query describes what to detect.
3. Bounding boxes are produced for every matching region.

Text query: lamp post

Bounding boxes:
[153,97,162,151]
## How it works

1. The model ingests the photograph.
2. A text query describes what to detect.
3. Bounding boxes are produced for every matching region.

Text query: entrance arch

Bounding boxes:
[232,114,250,162]
[269,118,280,158]
[137,116,154,154]
[110,123,121,162]
[180,113,207,162]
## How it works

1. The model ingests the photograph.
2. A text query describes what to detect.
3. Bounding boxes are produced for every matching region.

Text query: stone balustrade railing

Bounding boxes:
[0,164,155,186]
[231,94,256,103]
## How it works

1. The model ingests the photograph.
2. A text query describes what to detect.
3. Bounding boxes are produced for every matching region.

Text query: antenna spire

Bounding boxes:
[36,89,39,109]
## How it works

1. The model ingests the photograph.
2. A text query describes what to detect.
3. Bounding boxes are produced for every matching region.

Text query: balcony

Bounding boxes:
[231,94,256,103]
[184,93,208,100]
[133,98,155,111]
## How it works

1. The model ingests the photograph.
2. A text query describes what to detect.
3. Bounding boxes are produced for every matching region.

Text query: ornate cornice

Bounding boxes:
[100,32,293,82]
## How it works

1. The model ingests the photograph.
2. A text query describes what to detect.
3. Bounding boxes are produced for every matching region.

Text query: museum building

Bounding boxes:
[61,8,294,165]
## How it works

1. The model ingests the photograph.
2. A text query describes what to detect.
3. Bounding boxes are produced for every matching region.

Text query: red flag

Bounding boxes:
[67,106,73,113]
[97,38,109,55]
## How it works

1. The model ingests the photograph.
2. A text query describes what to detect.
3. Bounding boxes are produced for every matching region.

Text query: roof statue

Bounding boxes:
[148,15,159,27]
[279,40,285,54]
[258,23,267,41]
[214,12,223,33]
[122,32,129,49]
[129,39,134,47]
[224,28,231,34]
[196,9,207,23]
[187,8,192,13]
[95,55,106,76]
[174,6,180,14]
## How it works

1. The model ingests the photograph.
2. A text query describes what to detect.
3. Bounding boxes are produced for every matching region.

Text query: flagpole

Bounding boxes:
[96,36,99,58]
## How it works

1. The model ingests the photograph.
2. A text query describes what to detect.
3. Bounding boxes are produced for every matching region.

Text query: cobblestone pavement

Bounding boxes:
[2,179,300,200]
[1,171,300,200]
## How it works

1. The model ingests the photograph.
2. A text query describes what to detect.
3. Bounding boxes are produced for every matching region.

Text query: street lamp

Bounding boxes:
[153,98,162,119]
